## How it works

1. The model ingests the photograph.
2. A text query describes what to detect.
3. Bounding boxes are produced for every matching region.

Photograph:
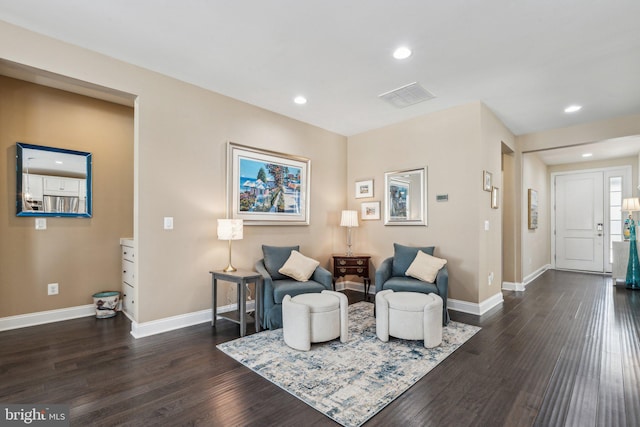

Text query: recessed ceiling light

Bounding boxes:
[294,96,307,105]
[564,105,582,113]
[393,46,412,60]
[582,153,593,158]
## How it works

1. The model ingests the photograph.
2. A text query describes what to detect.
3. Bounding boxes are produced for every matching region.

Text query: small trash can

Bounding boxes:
[92,291,120,319]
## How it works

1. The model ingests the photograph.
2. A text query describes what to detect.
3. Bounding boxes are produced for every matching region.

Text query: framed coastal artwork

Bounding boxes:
[355,179,374,198]
[361,201,381,220]
[227,142,310,225]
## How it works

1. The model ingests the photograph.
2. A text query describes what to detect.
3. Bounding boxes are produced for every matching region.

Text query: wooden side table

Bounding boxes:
[209,269,263,337]
[332,254,372,301]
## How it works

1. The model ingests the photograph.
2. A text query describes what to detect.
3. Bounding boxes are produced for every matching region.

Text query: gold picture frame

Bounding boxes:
[528,189,538,229]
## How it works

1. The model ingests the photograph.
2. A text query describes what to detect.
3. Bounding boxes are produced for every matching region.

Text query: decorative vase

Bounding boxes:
[626,219,640,290]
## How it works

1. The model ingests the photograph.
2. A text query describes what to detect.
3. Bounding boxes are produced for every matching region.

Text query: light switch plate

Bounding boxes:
[484,220,490,231]
[35,218,47,230]
[163,217,174,230]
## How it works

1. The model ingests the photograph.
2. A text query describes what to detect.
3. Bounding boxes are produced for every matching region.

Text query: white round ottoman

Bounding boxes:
[282,290,349,351]
[376,290,443,348]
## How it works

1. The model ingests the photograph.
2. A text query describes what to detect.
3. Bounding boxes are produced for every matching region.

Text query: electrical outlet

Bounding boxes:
[488,272,494,286]
[48,283,59,295]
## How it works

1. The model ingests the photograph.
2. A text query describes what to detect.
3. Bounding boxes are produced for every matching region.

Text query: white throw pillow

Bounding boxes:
[405,250,447,283]
[278,250,320,282]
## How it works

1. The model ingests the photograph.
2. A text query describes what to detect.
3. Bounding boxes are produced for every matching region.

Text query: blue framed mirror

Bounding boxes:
[16,142,92,217]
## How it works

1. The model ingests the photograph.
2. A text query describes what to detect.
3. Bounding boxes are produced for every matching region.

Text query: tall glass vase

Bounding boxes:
[626,219,640,289]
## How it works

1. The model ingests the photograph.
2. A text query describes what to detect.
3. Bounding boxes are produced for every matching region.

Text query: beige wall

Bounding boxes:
[518,113,640,152]
[0,75,134,317]
[0,21,347,323]
[479,104,516,301]
[548,156,638,191]
[522,153,550,278]
[347,102,512,304]
[518,116,640,281]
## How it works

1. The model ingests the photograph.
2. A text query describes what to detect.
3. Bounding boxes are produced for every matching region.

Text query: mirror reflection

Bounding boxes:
[16,143,92,217]
[384,167,427,226]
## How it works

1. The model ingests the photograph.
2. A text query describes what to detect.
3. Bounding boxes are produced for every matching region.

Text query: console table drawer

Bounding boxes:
[336,258,367,267]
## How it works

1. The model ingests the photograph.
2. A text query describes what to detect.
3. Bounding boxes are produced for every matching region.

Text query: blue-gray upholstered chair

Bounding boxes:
[375,243,450,325]
[255,245,333,330]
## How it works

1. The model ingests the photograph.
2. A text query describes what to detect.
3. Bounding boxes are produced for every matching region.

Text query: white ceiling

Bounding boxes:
[1,1,640,162]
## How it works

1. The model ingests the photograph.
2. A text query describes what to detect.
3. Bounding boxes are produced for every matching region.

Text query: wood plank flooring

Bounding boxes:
[1,270,639,426]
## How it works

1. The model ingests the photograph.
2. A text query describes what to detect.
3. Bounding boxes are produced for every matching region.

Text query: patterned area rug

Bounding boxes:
[217,301,480,427]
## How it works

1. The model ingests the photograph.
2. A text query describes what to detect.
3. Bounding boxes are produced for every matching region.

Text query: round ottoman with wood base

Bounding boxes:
[282,290,349,351]
[376,290,443,348]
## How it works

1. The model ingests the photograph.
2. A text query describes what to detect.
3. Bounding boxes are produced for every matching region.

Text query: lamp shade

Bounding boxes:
[340,210,359,227]
[217,219,243,240]
[623,198,640,212]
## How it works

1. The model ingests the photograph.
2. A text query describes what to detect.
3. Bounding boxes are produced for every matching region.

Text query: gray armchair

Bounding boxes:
[375,243,449,325]
[255,245,333,330]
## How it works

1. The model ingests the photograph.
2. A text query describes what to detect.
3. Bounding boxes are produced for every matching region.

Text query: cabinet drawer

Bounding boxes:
[122,282,134,314]
[335,258,368,267]
[337,266,368,276]
[122,259,135,285]
[122,246,135,262]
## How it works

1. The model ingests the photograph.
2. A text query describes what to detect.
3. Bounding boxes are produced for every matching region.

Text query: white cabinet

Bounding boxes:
[612,240,640,282]
[120,238,137,320]
[44,177,81,196]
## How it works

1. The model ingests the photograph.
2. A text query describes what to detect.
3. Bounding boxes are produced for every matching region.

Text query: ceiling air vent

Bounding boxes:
[378,82,436,108]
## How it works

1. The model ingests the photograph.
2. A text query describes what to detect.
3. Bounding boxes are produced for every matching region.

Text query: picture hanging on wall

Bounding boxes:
[528,188,538,229]
[227,142,310,225]
[491,186,499,209]
[361,201,381,220]
[483,170,492,192]
[355,179,374,198]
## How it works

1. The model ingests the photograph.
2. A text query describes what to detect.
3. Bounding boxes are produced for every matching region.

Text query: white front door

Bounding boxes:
[555,172,604,272]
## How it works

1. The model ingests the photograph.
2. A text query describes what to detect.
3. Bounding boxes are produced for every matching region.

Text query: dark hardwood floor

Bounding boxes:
[2,270,639,426]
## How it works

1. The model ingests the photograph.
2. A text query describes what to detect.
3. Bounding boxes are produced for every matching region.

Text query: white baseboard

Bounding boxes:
[335,280,374,295]
[523,264,551,285]
[448,291,504,316]
[130,300,256,339]
[502,281,525,291]
[0,304,95,332]
[502,264,551,292]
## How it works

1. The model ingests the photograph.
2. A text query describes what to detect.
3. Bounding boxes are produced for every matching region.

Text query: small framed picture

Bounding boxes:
[491,186,499,209]
[528,189,538,229]
[483,171,492,192]
[361,201,381,220]
[355,179,374,198]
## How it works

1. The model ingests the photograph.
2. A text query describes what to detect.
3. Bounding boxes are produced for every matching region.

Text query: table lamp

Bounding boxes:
[217,219,243,272]
[622,198,640,289]
[340,210,359,256]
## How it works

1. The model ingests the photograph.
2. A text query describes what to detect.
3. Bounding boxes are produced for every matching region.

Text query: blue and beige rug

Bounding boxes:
[217,301,480,427]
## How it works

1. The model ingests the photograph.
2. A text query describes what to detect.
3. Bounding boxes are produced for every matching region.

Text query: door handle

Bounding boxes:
[597,223,603,236]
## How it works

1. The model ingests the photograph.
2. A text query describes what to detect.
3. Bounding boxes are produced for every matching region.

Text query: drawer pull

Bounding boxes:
[357,268,364,273]
[339,268,347,274]
[339,260,346,265]
[357,260,364,265]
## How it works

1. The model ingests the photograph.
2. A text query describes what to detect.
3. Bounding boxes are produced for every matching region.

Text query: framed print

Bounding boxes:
[491,186,499,209]
[528,188,538,229]
[355,179,374,198]
[483,170,492,192]
[228,142,310,225]
[361,201,381,220]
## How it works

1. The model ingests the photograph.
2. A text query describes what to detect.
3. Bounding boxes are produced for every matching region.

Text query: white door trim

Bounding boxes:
[551,165,632,271]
